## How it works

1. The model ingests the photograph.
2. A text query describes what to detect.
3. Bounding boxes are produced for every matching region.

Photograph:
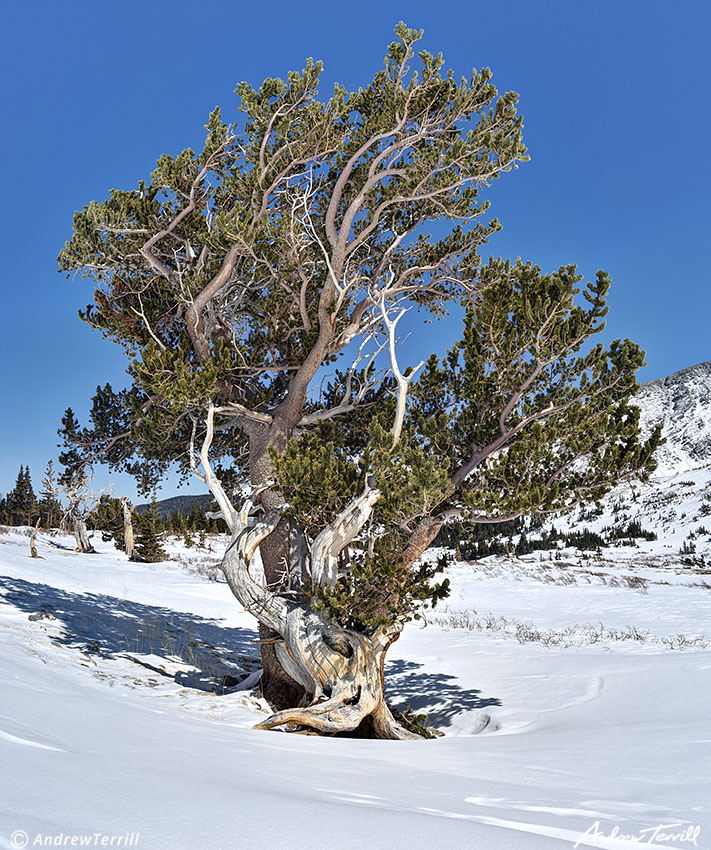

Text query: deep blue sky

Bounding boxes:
[1,0,708,500]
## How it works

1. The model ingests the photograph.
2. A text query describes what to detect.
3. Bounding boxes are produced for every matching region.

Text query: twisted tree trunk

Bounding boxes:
[248,423,309,710]
[198,405,435,739]
[220,510,422,739]
[73,513,94,553]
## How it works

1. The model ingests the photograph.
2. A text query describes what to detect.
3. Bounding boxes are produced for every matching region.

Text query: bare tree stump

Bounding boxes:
[29,519,42,559]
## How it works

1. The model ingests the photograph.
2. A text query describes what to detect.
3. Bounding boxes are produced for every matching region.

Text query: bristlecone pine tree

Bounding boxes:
[57,24,661,738]
[57,410,96,553]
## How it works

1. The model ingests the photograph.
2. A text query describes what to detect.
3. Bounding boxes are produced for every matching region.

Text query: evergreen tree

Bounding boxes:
[57,412,96,553]
[56,24,660,737]
[5,466,39,527]
[92,494,127,550]
[187,504,209,532]
[133,493,166,562]
[38,461,63,529]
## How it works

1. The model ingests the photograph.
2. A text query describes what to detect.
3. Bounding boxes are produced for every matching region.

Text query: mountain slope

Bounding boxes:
[453,361,711,568]
[135,493,214,518]
[576,360,711,564]
[636,360,711,476]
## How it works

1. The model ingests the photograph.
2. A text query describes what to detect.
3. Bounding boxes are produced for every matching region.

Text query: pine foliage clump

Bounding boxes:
[273,419,452,629]
[92,495,128,550]
[38,461,63,529]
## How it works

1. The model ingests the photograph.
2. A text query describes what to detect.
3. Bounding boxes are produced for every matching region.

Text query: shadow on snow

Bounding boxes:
[0,573,259,694]
[385,658,501,728]
[0,574,501,723]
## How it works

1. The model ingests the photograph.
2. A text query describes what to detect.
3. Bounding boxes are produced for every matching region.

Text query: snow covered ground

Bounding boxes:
[1,527,709,850]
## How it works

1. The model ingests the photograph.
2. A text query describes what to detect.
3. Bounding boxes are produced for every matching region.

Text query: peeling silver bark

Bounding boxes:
[219,503,421,738]
[310,482,380,588]
[73,515,94,553]
[196,404,424,738]
[121,498,135,559]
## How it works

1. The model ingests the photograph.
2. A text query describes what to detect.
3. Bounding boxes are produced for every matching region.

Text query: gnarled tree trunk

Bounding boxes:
[30,519,41,559]
[73,513,94,553]
[196,362,438,739]
[121,497,135,559]
[220,507,422,739]
[248,422,309,710]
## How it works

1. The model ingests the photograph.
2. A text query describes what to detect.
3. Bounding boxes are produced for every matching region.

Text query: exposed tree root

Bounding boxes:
[203,417,431,741]
[221,517,426,739]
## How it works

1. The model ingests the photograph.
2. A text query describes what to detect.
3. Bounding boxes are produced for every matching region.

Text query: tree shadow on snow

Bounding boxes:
[1,574,502,720]
[0,574,259,694]
[385,658,501,728]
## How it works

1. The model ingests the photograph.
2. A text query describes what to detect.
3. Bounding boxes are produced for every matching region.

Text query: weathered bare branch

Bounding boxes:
[311,480,381,588]
[190,405,240,531]
[378,296,424,446]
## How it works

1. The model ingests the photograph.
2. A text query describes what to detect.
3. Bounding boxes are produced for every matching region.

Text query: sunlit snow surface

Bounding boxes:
[2,364,710,850]
[0,527,709,850]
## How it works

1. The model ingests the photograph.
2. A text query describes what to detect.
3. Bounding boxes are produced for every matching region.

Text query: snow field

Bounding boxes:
[1,527,709,849]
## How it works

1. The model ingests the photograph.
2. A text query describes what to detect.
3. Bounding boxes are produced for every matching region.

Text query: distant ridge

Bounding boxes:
[643,360,711,389]
[135,493,213,518]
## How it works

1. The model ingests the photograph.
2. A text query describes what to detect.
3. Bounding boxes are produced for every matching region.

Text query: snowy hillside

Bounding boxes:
[580,360,711,564]
[1,526,709,850]
[481,361,711,569]
[637,361,711,476]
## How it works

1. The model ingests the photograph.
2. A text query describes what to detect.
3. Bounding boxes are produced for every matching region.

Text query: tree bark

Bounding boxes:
[220,510,425,738]
[399,516,445,571]
[73,514,94,553]
[30,519,41,558]
[252,608,420,739]
[248,421,308,710]
[121,498,135,559]
[230,415,445,735]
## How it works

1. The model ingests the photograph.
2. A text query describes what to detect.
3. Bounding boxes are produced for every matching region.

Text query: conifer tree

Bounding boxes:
[174,511,188,535]
[182,526,195,549]
[93,494,121,544]
[133,492,166,562]
[38,461,63,529]
[57,411,97,552]
[56,24,660,737]
[5,466,39,527]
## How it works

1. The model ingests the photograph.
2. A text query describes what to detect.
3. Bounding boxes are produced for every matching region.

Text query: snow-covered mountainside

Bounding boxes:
[589,360,711,563]
[636,360,711,476]
[504,361,711,568]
